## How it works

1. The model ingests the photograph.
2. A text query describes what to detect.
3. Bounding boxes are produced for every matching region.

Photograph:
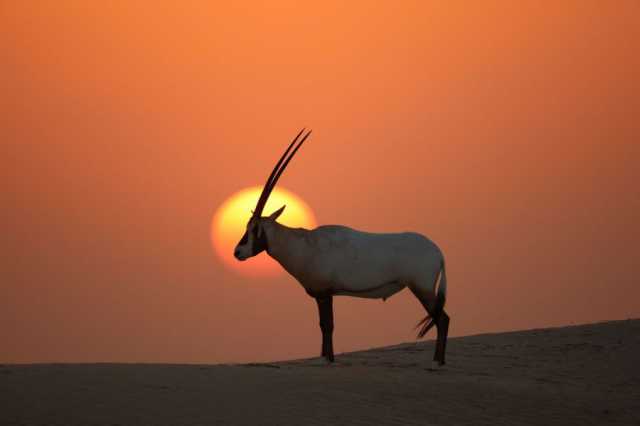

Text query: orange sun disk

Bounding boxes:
[211,186,317,277]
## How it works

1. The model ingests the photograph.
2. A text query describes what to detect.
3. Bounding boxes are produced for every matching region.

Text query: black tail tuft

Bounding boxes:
[415,315,436,338]
[414,290,445,339]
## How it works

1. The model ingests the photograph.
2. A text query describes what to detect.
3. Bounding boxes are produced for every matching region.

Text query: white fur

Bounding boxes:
[261,221,445,303]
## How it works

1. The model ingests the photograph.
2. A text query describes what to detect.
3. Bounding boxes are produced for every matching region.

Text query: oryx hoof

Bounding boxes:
[428,360,445,371]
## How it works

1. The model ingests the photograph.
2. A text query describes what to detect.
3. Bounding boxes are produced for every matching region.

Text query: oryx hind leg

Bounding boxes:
[409,272,448,365]
[410,286,438,338]
[434,309,450,365]
[409,268,440,334]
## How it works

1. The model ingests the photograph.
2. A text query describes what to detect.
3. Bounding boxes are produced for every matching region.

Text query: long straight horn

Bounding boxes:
[253,128,311,217]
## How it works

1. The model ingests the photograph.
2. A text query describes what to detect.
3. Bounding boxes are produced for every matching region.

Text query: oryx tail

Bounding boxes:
[416,259,447,338]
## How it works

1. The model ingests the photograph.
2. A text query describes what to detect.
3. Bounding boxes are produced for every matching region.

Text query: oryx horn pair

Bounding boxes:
[253,128,312,218]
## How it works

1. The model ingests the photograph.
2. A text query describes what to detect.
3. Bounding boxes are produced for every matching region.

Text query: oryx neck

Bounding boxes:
[264,221,296,257]
[264,221,309,274]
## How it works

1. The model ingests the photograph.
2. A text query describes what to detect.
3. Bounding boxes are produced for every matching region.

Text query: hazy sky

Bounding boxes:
[2,1,639,363]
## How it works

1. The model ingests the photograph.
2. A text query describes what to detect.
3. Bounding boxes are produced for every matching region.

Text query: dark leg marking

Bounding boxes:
[316,296,334,362]
[410,287,449,365]
[434,310,450,365]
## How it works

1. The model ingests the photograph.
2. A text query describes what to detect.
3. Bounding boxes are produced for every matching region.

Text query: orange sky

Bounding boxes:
[2,1,639,363]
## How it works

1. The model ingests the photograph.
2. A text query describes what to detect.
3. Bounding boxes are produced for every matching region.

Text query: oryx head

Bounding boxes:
[234,129,311,261]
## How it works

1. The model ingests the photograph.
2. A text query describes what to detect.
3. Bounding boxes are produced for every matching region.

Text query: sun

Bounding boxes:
[211,186,317,277]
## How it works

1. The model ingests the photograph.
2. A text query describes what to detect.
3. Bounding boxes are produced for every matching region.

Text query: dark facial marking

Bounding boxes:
[251,223,268,255]
[239,231,249,245]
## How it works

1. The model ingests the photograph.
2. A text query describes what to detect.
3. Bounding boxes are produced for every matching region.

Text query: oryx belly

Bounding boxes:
[334,280,406,299]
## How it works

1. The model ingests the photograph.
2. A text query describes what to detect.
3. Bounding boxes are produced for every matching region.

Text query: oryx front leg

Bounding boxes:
[315,296,334,363]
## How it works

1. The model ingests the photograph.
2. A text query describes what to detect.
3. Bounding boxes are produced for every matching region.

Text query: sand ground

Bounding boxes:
[2,319,638,425]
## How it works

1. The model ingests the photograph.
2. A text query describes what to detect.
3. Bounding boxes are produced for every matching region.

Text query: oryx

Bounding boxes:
[234,129,450,365]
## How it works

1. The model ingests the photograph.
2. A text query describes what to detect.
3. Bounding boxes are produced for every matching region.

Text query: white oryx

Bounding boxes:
[234,129,450,365]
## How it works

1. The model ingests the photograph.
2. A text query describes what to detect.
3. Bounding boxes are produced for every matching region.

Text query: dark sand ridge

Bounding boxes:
[2,319,638,425]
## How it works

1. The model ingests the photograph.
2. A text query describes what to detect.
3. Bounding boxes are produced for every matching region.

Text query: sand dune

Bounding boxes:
[2,319,638,425]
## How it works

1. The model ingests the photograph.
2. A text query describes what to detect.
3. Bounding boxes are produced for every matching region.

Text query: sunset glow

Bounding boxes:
[2,2,638,364]
[211,186,317,277]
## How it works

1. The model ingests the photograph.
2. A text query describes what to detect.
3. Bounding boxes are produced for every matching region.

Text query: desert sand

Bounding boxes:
[2,319,638,425]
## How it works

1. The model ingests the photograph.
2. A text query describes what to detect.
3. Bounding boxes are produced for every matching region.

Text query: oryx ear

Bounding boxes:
[268,205,286,221]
